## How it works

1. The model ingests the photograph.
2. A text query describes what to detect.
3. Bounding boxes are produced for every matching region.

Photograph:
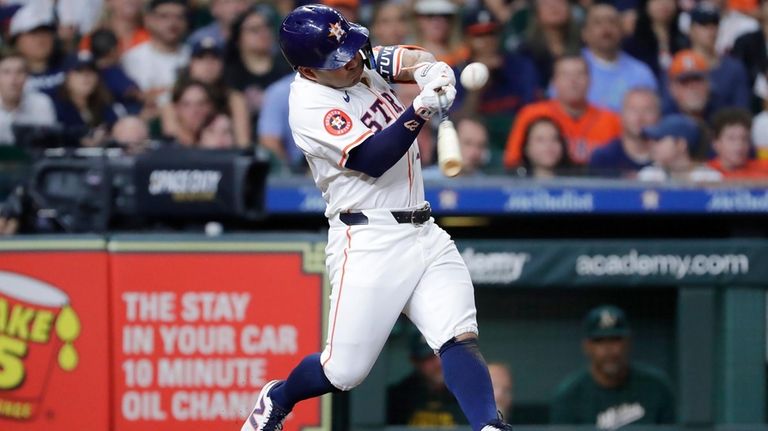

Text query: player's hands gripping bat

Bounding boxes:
[413,76,456,119]
[412,74,462,177]
[413,61,456,90]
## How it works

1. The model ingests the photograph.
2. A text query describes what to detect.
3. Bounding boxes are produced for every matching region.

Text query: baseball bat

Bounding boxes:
[436,94,462,177]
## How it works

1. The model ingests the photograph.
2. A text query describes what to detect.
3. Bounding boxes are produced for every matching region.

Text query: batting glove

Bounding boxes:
[413,76,456,120]
[414,61,456,90]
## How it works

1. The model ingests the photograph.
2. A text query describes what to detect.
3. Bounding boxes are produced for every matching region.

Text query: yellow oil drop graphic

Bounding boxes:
[54,305,81,372]
[58,343,78,371]
[55,306,81,342]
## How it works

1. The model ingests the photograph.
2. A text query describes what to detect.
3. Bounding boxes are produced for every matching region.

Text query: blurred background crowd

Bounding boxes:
[0,0,765,181]
[0,1,761,428]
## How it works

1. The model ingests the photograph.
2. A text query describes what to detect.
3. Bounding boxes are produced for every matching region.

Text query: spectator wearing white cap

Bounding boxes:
[9,0,65,96]
[412,0,467,66]
[0,49,56,145]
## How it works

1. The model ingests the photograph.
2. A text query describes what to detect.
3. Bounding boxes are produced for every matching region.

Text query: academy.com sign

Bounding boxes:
[461,248,530,283]
[575,249,750,279]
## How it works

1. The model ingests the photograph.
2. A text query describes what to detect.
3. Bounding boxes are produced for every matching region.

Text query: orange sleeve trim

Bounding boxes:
[338,130,375,167]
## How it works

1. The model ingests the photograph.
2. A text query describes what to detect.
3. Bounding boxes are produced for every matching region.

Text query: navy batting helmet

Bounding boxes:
[279,4,374,70]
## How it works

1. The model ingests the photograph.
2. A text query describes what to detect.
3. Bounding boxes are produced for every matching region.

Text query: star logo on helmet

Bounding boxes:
[328,22,345,42]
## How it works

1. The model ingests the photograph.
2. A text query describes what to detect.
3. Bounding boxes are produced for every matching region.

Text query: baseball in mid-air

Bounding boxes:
[460,62,489,91]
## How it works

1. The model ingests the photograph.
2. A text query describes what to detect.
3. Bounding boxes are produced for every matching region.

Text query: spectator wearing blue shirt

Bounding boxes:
[589,88,660,177]
[52,53,120,142]
[580,3,658,113]
[257,73,307,174]
[187,0,251,47]
[90,28,143,114]
[688,4,750,111]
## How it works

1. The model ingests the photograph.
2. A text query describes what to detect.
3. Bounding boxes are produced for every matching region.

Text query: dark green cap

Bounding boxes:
[584,305,631,339]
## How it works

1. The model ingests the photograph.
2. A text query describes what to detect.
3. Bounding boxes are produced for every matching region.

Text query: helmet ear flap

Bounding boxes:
[359,40,376,70]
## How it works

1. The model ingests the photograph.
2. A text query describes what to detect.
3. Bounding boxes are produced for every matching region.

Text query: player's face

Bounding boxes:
[302,53,365,89]
[714,124,750,169]
[584,337,630,380]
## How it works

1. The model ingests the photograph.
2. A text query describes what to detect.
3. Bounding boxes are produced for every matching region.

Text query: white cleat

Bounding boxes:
[242,380,290,431]
[481,416,514,431]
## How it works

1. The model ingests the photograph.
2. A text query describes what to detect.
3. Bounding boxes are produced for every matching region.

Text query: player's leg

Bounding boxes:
[404,222,511,431]
[243,225,423,430]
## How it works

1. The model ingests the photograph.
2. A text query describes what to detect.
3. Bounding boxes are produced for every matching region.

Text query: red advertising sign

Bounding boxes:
[0,250,110,431]
[110,250,325,431]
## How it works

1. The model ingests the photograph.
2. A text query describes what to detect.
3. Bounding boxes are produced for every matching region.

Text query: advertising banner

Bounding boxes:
[456,239,768,288]
[0,240,110,431]
[109,240,327,431]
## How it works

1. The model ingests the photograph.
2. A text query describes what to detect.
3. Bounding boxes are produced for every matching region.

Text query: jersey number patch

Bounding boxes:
[324,109,353,136]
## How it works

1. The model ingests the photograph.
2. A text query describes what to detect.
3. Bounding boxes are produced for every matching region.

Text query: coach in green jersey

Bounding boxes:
[550,305,675,429]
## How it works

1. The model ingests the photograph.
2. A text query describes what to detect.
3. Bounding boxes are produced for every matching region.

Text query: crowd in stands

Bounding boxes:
[0,0,766,181]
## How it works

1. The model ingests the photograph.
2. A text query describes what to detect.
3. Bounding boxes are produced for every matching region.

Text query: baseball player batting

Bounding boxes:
[242,5,512,431]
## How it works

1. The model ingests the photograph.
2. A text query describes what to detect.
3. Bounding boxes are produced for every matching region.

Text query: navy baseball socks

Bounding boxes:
[268,353,340,411]
[440,338,512,431]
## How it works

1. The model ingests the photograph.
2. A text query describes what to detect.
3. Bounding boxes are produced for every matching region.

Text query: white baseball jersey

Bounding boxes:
[288,69,425,218]
[287,66,477,392]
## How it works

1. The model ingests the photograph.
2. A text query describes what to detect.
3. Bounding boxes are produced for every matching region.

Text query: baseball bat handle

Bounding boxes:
[437,120,462,177]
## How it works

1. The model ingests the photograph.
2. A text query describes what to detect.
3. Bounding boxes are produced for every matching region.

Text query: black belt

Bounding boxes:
[339,206,432,226]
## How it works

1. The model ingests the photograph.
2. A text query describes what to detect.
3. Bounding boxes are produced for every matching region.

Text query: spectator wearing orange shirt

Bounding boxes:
[503,55,621,168]
[80,0,150,56]
[708,108,768,179]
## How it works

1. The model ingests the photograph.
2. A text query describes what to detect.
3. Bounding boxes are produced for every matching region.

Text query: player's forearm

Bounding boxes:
[395,49,436,82]
[345,106,426,177]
